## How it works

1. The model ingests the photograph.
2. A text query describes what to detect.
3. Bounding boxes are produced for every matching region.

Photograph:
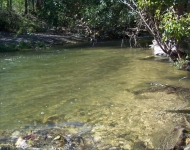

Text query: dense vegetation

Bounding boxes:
[120,0,190,62]
[0,0,135,38]
[0,0,190,68]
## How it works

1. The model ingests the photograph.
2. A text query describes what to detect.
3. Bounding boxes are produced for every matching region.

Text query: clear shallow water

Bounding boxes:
[0,42,190,142]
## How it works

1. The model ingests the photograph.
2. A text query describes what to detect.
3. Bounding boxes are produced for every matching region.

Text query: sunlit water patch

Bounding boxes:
[0,42,190,149]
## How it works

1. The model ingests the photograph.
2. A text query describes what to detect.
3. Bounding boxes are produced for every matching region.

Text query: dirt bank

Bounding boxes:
[0,31,87,46]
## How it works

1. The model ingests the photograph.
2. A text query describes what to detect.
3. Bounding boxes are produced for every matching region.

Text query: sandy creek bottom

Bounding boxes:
[0,43,190,149]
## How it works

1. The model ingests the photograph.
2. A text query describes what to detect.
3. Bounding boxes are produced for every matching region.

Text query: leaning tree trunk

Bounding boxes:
[119,0,187,62]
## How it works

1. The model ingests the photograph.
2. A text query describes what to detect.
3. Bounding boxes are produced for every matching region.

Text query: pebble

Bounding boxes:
[184,144,190,150]
[109,147,120,150]
[119,141,124,144]
[11,131,20,139]
[15,137,29,149]
[84,138,94,145]
[124,143,132,149]
[93,135,101,143]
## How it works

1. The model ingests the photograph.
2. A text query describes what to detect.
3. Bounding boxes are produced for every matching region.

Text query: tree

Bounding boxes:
[24,0,28,14]
[119,0,190,62]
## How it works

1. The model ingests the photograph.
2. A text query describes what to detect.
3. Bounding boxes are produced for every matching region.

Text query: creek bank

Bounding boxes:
[0,31,154,52]
[0,32,88,51]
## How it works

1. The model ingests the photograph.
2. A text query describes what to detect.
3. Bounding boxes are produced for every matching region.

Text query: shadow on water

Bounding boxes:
[167,109,190,114]
[138,54,173,64]
[130,83,190,100]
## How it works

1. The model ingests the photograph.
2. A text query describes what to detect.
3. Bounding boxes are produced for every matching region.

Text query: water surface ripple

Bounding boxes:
[0,43,190,148]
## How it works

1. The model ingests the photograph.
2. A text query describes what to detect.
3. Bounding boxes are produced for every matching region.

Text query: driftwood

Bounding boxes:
[85,26,98,47]
[121,27,140,48]
[89,34,97,47]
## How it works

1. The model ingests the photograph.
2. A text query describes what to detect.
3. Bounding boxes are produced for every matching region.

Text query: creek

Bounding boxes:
[0,41,190,149]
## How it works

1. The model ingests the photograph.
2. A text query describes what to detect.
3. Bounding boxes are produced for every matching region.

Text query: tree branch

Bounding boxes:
[119,0,155,36]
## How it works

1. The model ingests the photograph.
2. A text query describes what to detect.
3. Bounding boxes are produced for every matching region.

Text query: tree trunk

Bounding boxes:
[6,0,9,9]
[25,0,28,14]
[31,0,35,12]
[36,0,43,11]
[9,0,12,10]
[6,0,12,10]
[177,3,185,16]
[120,0,186,62]
[0,0,3,9]
[187,0,190,13]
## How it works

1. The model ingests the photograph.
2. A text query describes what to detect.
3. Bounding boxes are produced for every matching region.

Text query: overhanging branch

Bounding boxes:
[119,0,155,36]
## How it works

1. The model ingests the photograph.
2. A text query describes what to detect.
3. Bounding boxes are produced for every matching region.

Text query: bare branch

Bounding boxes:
[119,0,155,36]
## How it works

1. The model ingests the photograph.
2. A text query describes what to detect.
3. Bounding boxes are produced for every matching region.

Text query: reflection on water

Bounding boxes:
[0,41,190,148]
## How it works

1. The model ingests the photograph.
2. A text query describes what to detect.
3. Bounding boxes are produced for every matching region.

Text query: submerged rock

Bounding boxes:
[93,135,101,143]
[43,114,65,125]
[149,40,168,57]
[0,144,14,150]
[184,144,190,150]
[146,82,164,86]
[15,137,31,149]
[11,131,20,140]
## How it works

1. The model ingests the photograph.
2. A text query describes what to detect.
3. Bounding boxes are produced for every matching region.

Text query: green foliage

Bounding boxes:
[0,0,136,34]
[36,41,46,48]
[83,1,134,28]
[161,10,190,42]
[38,0,66,27]
[18,14,48,33]
[0,43,18,52]
[0,9,21,32]
[174,56,190,69]
[0,9,47,33]
[138,0,186,6]
[0,41,31,52]
[136,0,190,44]
[16,40,32,49]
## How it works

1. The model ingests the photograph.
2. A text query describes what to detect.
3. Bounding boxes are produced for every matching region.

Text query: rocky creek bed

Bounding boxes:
[1,83,190,150]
